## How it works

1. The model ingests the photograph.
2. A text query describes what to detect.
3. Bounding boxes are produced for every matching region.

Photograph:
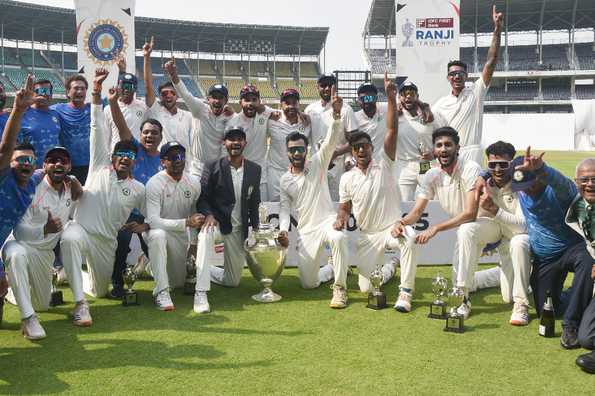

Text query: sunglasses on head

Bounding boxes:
[165,152,185,162]
[360,95,377,104]
[448,70,467,78]
[576,176,595,185]
[288,146,306,154]
[114,150,137,160]
[15,155,35,165]
[34,86,52,96]
[45,156,70,165]
[487,160,511,170]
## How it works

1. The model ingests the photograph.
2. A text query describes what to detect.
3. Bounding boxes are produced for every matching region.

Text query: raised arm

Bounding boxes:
[0,75,33,170]
[482,5,503,86]
[89,68,112,172]
[164,57,208,120]
[384,72,399,161]
[107,87,133,141]
[317,86,344,168]
[143,37,156,107]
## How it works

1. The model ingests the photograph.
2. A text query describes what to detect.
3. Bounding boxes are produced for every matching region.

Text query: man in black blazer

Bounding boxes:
[193,126,261,312]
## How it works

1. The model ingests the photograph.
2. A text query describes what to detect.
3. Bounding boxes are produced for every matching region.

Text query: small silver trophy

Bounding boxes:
[444,287,465,333]
[50,266,64,306]
[183,254,197,295]
[428,273,448,319]
[244,205,287,303]
[419,140,431,174]
[367,265,387,310]
[122,265,138,306]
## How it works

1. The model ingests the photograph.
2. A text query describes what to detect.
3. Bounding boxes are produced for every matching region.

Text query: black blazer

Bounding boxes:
[197,157,261,239]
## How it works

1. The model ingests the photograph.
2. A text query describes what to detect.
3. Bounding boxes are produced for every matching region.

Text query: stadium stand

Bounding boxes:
[248,79,277,100]
[222,78,246,100]
[298,79,319,100]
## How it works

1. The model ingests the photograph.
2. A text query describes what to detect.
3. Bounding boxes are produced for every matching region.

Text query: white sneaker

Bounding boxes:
[72,300,92,327]
[21,315,46,340]
[155,290,175,311]
[456,300,472,320]
[394,290,412,313]
[193,291,210,313]
[329,285,348,309]
[509,303,529,326]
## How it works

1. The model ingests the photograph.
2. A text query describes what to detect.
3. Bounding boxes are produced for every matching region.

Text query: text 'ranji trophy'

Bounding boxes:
[367,264,387,310]
[444,286,465,333]
[244,205,287,303]
[50,266,64,306]
[122,264,139,306]
[428,273,448,319]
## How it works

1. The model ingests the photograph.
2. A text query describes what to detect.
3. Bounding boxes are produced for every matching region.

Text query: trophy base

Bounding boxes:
[428,301,447,319]
[50,291,64,307]
[444,314,465,333]
[183,281,196,296]
[252,288,282,303]
[367,292,387,310]
[122,291,139,306]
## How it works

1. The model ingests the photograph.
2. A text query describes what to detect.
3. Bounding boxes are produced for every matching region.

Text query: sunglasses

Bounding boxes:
[34,86,52,96]
[288,146,306,154]
[352,142,371,151]
[45,156,70,165]
[14,155,35,165]
[360,95,377,104]
[487,160,511,170]
[114,150,137,160]
[448,70,467,78]
[120,82,136,92]
[160,89,176,97]
[165,152,185,162]
[576,176,595,185]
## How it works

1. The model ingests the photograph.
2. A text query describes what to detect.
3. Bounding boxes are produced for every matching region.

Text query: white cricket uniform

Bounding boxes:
[432,77,488,165]
[417,158,481,290]
[61,104,145,301]
[175,80,232,173]
[104,98,148,149]
[2,177,74,319]
[339,151,418,292]
[279,119,349,289]
[196,164,247,289]
[305,100,358,201]
[146,101,195,169]
[228,107,272,200]
[355,103,388,164]
[145,170,201,295]
[471,181,531,305]
[394,111,444,201]
[266,114,315,202]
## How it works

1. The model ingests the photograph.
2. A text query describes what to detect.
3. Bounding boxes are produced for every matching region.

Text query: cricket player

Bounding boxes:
[335,74,418,312]
[3,147,77,339]
[60,69,145,326]
[145,142,203,311]
[432,5,503,165]
[277,87,350,308]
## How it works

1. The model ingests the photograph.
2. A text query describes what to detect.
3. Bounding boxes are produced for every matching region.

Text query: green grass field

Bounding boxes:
[1,151,595,395]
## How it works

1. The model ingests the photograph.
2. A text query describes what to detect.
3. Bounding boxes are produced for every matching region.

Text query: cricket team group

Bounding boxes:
[0,6,594,374]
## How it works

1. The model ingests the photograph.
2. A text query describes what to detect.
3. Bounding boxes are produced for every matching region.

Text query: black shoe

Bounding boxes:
[576,351,595,374]
[108,287,125,300]
[560,326,580,349]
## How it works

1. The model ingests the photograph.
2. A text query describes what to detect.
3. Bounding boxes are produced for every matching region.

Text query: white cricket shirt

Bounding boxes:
[104,98,148,148]
[267,114,313,172]
[227,107,273,168]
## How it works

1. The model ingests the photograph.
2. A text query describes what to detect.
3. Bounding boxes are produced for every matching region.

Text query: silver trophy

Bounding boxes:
[419,140,431,174]
[444,287,465,333]
[428,273,448,319]
[183,254,197,295]
[244,205,287,303]
[50,266,64,306]
[367,265,387,310]
[122,265,138,306]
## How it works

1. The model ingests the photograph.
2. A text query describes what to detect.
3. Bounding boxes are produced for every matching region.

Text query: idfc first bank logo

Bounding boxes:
[414,18,455,47]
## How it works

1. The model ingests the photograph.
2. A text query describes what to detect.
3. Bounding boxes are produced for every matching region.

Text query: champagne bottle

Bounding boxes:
[538,290,555,337]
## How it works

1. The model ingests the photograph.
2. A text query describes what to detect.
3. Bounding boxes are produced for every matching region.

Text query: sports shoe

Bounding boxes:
[394,290,412,313]
[509,303,529,326]
[456,299,472,320]
[108,286,125,300]
[193,291,210,313]
[560,326,580,349]
[21,315,46,340]
[329,285,347,309]
[72,300,92,327]
[155,289,175,311]
[576,351,595,374]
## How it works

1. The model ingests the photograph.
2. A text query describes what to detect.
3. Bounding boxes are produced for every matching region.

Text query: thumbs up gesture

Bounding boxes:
[44,210,63,235]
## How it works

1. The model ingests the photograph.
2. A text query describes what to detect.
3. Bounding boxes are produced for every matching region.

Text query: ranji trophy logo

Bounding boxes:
[402,18,415,47]
[84,19,129,64]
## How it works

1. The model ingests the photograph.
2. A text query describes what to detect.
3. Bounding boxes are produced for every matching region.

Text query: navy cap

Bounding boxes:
[510,156,537,192]
[118,73,138,87]
[44,146,70,160]
[317,74,336,85]
[357,83,378,96]
[208,84,229,98]
[280,88,300,101]
[159,141,186,158]
[223,126,247,140]
[399,81,418,93]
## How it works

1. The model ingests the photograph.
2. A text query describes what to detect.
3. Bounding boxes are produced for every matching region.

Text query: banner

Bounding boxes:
[74,0,136,100]
[394,0,460,105]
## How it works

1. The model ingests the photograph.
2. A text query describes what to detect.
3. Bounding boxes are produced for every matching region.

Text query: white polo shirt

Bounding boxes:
[74,104,146,240]
[432,77,488,148]
[339,150,402,233]
[230,164,244,228]
[355,103,388,162]
[417,158,481,218]
[397,110,444,162]
[279,119,342,234]
[104,98,148,148]
[227,107,273,169]
[267,114,314,172]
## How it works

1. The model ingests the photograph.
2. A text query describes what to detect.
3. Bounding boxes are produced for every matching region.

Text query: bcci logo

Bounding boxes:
[84,19,129,64]
[258,118,265,125]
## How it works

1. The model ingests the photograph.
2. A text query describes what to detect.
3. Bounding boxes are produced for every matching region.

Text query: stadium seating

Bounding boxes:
[298,79,319,100]
[248,78,277,100]
[222,78,246,99]
[299,62,320,78]
[0,48,21,67]
[274,78,298,96]
[181,77,202,98]
[198,77,222,97]
[32,69,66,94]
[273,62,294,78]
[575,85,595,100]
[3,68,29,88]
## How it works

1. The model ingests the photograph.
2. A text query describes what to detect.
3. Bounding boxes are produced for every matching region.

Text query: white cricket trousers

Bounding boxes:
[295,218,349,289]
[394,160,424,202]
[2,241,53,319]
[196,227,246,289]
[60,222,117,301]
[459,144,483,167]
[267,167,285,202]
[356,226,418,293]
[145,229,190,295]
[455,217,531,304]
